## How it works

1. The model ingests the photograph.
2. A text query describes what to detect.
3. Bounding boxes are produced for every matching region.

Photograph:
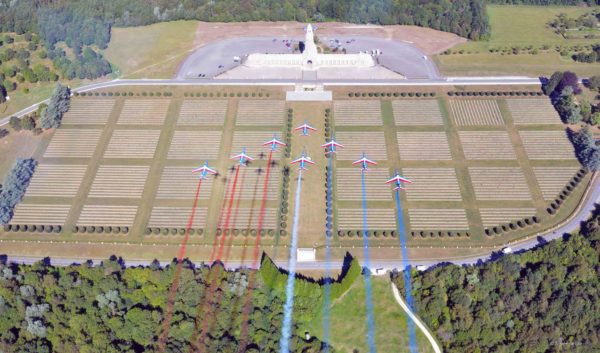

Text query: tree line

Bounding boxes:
[0,256,324,352]
[542,71,600,170]
[0,158,37,225]
[0,0,490,44]
[489,0,599,4]
[0,252,365,352]
[394,207,600,352]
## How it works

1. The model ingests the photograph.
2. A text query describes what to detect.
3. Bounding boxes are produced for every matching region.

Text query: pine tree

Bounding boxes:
[40,83,70,129]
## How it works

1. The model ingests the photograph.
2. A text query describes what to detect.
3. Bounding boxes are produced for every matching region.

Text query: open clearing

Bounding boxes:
[435,5,600,77]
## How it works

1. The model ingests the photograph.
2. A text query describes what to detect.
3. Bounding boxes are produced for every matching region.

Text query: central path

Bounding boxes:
[287,102,328,249]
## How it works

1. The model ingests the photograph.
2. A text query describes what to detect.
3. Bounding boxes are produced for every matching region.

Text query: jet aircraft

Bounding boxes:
[353,153,377,172]
[294,121,317,136]
[191,161,217,180]
[321,137,344,154]
[231,148,254,166]
[263,135,287,151]
[386,170,412,190]
[291,151,315,170]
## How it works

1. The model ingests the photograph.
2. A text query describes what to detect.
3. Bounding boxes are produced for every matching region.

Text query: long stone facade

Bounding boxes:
[245,24,375,71]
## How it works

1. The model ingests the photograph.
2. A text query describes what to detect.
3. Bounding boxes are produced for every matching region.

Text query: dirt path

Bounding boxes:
[391,281,442,353]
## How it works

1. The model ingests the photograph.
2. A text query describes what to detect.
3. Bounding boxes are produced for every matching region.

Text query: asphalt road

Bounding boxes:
[4,170,599,271]
[319,35,440,79]
[0,76,543,125]
[176,37,297,79]
[176,35,440,79]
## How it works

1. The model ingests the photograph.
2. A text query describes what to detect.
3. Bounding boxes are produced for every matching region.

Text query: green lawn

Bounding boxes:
[436,5,600,77]
[103,21,199,79]
[476,5,596,47]
[301,276,436,353]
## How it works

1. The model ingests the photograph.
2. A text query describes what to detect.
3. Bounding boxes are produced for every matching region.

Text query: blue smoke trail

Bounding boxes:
[279,170,303,353]
[394,189,418,353]
[322,156,334,351]
[360,171,377,353]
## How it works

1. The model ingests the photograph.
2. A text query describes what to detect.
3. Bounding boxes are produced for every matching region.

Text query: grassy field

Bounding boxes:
[436,5,600,76]
[302,276,435,353]
[103,21,199,79]
[0,85,589,263]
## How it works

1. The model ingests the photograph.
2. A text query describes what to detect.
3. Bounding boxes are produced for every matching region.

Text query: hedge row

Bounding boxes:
[71,225,129,234]
[214,228,277,237]
[448,91,543,97]
[324,109,331,140]
[283,109,293,158]
[324,120,333,237]
[145,227,204,236]
[337,229,397,238]
[3,224,61,233]
[276,110,293,238]
[348,92,436,98]
[183,92,270,98]
[411,230,471,238]
[547,169,587,215]
[484,216,541,236]
[75,91,173,97]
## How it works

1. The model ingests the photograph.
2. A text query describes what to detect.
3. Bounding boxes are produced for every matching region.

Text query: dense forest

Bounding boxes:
[489,0,599,4]
[0,0,490,41]
[0,253,361,352]
[395,209,600,352]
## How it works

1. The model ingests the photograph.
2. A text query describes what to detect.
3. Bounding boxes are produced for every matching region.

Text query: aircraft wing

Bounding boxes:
[386,176,411,184]
[231,153,253,161]
[192,166,217,174]
[352,157,377,165]
[321,141,344,148]
[291,157,315,165]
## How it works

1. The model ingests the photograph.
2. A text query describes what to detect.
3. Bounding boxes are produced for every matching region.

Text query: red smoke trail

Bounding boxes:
[190,165,242,352]
[224,167,262,331]
[224,167,247,263]
[208,171,235,262]
[236,150,274,352]
[157,178,203,352]
[236,170,261,268]
[214,165,241,261]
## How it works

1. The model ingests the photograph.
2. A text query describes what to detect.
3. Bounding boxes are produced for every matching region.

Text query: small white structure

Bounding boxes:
[502,247,513,254]
[297,248,316,262]
[286,84,332,101]
[245,24,375,71]
[373,268,389,276]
